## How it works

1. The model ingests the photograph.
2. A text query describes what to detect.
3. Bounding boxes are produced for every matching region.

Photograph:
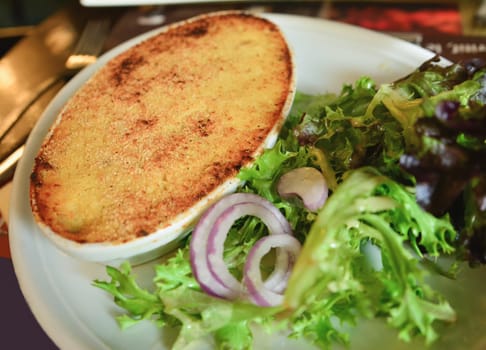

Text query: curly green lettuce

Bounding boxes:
[94,168,457,350]
[284,167,456,347]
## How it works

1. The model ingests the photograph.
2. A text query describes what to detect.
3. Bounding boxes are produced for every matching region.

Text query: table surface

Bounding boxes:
[1,1,485,349]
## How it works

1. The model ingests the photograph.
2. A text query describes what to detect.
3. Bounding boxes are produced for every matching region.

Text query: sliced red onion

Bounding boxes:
[244,234,301,307]
[206,200,292,297]
[277,167,328,212]
[263,261,292,294]
[190,198,236,298]
[190,193,293,299]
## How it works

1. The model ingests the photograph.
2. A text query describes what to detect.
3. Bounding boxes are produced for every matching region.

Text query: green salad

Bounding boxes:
[94,56,486,349]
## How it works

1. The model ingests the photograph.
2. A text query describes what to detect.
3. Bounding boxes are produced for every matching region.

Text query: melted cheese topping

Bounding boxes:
[30,12,294,244]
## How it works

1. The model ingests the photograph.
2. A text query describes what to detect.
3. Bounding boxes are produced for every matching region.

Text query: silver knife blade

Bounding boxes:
[0,5,120,186]
[0,8,85,141]
[0,145,24,188]
[0,77,65,187]
[0,7,85,187]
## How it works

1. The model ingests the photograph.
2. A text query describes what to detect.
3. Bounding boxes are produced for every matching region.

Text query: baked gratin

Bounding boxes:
[30,12,295,256]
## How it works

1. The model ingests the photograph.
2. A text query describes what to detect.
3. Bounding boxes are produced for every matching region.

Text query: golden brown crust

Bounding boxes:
[30,12,294,244]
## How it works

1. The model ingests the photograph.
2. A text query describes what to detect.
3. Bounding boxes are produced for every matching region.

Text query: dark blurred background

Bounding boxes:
[0,0,69,56]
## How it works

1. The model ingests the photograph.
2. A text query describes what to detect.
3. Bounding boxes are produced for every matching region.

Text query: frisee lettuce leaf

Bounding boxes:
[93,169,457,349]
[284,167,456,347]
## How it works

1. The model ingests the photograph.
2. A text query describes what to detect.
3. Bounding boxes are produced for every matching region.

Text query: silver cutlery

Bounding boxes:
[0,17,111,187]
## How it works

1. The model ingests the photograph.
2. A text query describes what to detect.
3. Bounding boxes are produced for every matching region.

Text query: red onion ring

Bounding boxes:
[277,167,328,212]
[207,200,292,296]
[244,234,301,307]
[190,196,237,298]
[190,193,295,301]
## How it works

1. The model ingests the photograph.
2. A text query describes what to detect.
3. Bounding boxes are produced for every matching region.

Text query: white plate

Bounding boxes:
[9,13,486,350]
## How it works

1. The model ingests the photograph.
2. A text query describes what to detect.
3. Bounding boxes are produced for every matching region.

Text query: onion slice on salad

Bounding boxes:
[277,167,328,212]
[244,234,301,307]
[207,201,292,295]
[190,192,295,301]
